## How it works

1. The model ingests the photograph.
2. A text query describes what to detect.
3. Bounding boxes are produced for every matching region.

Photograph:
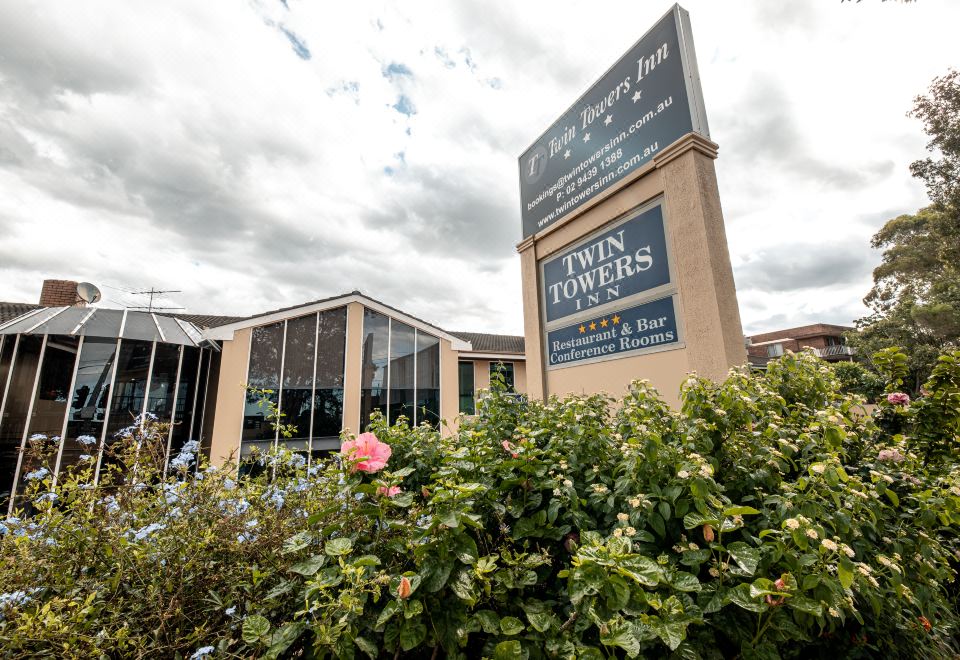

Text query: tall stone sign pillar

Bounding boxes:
[517,5,745,406]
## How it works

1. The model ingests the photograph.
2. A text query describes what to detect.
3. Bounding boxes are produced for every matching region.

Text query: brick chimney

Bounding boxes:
[39,279,81,307]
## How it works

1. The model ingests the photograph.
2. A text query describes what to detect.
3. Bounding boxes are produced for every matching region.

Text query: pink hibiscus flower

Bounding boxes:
[378,485,402,497]
[887,392,910,406]
[340,432,392,473]
[501,440,518,458]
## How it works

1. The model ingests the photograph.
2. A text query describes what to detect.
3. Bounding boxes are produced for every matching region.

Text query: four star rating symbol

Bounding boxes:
[577,315,621,334]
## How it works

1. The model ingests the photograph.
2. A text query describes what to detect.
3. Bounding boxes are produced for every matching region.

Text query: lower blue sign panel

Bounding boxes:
[546,295,680,368]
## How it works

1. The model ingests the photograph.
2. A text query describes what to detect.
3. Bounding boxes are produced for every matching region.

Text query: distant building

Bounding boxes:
[746,323,855,369]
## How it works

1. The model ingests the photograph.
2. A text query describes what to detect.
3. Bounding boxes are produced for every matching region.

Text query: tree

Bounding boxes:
[849,70,960,391]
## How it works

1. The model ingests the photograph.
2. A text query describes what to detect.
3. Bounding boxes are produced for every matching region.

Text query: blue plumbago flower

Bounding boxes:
[307,465,321,477]
[245,519,258,528]
[76,435,98,446]
[261,486,285,510]
[224,605,237,617]
[289,478,310,493]
[181,440,200,454]
[50,435,61,444]
[34,492,58,505]
[129,522,166,542]
[134,412,158,425]
[163,483,184,504]
[28,433,48,442]
[169,507,182,519]
[223,478,237,491]
[132,481,148,493]
[287,453,306,469]
[100,497,120,515]
[205,465,219,473]
[237,531,257,543]
[79,454,93,462]
[0,589,40,618]
[25,467,50,481]
[189,645,215,660]
[45,537,57,547]
[168,453,193,470]
[115,425,137,439]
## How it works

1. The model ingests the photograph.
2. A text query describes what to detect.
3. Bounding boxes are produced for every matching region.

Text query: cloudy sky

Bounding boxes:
[0,1,956,335]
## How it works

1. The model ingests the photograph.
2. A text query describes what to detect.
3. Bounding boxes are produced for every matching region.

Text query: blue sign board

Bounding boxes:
[518,5,708,239]
[546,296,679,368]
[541,203,670,323]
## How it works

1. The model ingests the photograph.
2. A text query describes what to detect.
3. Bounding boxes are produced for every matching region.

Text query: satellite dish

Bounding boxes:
[76,282,102,304]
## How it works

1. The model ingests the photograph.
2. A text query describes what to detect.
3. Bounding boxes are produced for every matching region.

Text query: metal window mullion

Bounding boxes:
[162,345,185,473]
[188,348,203,442]
[7,334,49,516]
[93,338,122,488]
[52,336,84,484]
[339,308,347,438]
[140,341,158,428]
[71,308,97,336]
[0,334,21,436]
[196,349,214,476]
[307,312,319,466]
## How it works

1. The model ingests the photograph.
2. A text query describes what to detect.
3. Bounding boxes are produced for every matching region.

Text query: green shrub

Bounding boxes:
[833,361,885,402]
[2,350,960,658]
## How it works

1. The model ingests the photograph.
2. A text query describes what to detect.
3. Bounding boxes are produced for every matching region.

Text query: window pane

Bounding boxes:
[198,351,218,459]
[13,337,79,509]
[242,323,283,456]
[389,321,415,425]
[169,347,200,456]
[279,314,315,451]
[313,307,346,458]
[360,309,389,430]
[60,338,116,473]
[145,344,181,425]
[491,361,515,390]
[458,361,475,415]
[105,340,152,440]
[0,337,16,415]
[0,336,42,504]
[416,332,440,424]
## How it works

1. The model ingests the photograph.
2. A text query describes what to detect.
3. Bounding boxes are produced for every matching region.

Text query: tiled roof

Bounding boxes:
[0,302,41,325]
[451,331,525,355]
[167,313,246,329]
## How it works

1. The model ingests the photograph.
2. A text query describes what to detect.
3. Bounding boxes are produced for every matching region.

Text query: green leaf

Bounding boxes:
[727,542,761,576]
[390,466,416,478]
[493,640,524,659]
[837,559,854,590]
[526,611,555,633]
[788,595,823,616]
[885,489,900,507]
[670,572,702,593]
[399,620,427,651]
[242,614,271,645]
[658,500,672,521]
[376,601,399,629]
[388,492,415,508]
[288,554,325,576]
[683,512,716,530]
[723,505,760,517]
[265,622,307,660]
[601,619,641,655]
[725,584,765,613]
[453,533,479,565]
[474,609,500,634]
[354,636,379,659]
[500,616,525,636]
[649,512,666,538]
[282,530,313,554]
[325,537,353,556]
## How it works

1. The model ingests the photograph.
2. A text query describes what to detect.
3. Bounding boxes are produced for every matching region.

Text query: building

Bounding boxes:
[746,323,855,368]
[0,281,526,511]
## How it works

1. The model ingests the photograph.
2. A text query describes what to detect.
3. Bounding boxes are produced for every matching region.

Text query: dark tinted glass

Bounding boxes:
[279,314,315,451]
[0,336,15,404]
[169,347,201,456]
[491,361,515,390]
[416,332,440,425]
[242,323,283,455]
[359,309,389,430]
[105,340,152,439]
[313,307,346,457]
[0,336,42,503]
[388,321,415,425]
[458,361,475,415]
[145,344,181,424]
[60,338,116,473]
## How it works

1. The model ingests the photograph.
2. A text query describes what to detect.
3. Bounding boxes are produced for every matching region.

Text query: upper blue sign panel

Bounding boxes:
[518,5,707,239]
[541,203,670,324]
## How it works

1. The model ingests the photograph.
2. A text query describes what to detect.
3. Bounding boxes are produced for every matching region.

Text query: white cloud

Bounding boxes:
[0,0,957,337]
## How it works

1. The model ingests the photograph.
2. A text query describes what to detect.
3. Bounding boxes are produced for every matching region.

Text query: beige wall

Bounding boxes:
[518,133,746,408]
[341,302,364,437]
[439,338,459,435]
[208,326,250,468]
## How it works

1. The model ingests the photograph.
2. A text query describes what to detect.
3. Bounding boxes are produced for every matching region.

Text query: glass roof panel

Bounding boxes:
[35,307,90,336]
[0,307,65,334]
[155,314,192,345]
[78,309,124,338]
[121,311,162,342]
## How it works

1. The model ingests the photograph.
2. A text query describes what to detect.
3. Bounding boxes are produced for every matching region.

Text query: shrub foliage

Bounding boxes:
[2,349,960,658]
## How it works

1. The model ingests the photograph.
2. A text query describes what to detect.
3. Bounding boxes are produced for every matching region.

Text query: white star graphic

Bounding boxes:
[563,149,571,159]
[604,114,613,126]
[631,90,642,103]
[582,132,591,143]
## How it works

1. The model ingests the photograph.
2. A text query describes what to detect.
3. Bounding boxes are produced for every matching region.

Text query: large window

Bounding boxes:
[0,336,42,504]
[241,308,347,462]
[490,361,515,391]
[360,308,441,430]
[458,361,475,415]
[59,338,116,473]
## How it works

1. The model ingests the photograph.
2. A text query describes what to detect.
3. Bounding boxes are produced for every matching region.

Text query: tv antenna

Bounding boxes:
[126,287,185,313]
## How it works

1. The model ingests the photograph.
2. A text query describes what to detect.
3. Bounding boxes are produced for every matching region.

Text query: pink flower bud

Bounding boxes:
[397,576,412,599]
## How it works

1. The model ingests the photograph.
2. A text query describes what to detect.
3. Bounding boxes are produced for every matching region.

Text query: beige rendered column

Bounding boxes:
[208,327,251,468]
[654,134,746,380]
[439,338,459,436]
[518,237,546,400]
[341,302,364,438]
